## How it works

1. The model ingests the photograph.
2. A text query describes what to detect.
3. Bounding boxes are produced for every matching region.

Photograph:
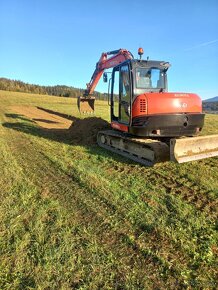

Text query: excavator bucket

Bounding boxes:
[77,96,95,114]
[170,134,218,163]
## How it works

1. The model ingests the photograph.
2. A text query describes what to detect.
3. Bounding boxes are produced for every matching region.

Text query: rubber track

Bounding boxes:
[97,130,170,166]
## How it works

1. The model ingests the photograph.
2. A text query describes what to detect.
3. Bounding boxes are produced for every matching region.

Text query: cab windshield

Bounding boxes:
[135,67,165,89]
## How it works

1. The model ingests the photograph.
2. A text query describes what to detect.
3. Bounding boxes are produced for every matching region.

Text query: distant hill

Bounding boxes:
[203,96,218,114]
[203,96,218,102]
[0,77,107,100]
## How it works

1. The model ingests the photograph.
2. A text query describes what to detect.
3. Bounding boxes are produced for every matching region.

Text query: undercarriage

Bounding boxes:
[97,130,218,165]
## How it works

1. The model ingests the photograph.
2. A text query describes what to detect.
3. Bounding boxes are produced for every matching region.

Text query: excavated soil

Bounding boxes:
[9,105,110,145]
[68,117,110,145]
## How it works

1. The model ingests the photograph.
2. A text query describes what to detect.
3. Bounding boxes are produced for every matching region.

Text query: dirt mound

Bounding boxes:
[10,105,110,146]
[68,117,110,145]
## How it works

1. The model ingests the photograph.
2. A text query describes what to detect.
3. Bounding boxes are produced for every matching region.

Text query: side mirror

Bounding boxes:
[103,72,108,83]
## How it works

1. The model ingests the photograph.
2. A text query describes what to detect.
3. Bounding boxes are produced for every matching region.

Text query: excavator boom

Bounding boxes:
[78,49,133,113]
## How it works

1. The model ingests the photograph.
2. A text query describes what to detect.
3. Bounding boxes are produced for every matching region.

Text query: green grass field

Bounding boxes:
[0,90,218,289]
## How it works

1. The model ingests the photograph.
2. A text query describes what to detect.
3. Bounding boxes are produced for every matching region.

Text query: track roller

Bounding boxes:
[97,130,170,166]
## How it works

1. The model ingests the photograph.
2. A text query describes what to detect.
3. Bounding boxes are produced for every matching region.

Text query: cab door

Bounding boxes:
[111,63,132,125]
[119,64,131,124]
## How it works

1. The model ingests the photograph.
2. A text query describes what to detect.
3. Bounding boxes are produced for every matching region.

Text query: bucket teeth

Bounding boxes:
[77,96,95,114]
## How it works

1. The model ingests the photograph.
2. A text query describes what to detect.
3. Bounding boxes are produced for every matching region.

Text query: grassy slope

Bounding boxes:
[0,90,217,289]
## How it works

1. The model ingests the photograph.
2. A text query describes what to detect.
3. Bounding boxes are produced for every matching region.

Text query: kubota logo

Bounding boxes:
[173,100,188,108]
[180,102,188,108]
[174,93,190,97]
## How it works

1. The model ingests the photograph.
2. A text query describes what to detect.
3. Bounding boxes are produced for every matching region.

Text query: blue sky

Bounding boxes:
[0,0,217,100]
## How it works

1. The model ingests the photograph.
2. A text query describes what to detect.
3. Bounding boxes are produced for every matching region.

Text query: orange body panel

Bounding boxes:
[132,92,202,118]
[111,121,128,132]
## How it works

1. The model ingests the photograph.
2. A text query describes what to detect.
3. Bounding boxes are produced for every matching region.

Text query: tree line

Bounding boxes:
[0,77,107,99]
[203,101,218,113]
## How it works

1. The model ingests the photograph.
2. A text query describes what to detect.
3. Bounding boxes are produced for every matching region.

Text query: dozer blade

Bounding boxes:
[77,96,95,114]
[170,134,218,163]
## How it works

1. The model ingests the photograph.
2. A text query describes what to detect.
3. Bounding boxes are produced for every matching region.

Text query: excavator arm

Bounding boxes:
[78,49,133,113]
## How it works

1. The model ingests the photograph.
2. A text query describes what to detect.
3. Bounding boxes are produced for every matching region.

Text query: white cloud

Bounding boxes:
[185,39,218,51]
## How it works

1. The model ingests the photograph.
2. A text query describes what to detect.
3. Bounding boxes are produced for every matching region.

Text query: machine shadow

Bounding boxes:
[36,107,77,121]
[5,113,35,123]
[3,110,134,164]
[3,121,71,143]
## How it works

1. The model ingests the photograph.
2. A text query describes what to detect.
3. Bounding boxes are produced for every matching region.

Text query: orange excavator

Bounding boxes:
[78,48,218,165]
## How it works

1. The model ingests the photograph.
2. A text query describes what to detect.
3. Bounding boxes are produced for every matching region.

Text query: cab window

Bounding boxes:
[135,68,164,89]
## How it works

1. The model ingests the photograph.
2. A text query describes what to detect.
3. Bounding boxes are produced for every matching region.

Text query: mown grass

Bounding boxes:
[0,90,218,289]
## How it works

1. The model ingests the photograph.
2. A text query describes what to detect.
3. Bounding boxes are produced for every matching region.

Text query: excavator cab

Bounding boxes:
[110,59,170,126]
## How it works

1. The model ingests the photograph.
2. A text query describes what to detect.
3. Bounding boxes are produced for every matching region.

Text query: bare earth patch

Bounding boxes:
[10,105,72,129]
[9,105,110,145]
